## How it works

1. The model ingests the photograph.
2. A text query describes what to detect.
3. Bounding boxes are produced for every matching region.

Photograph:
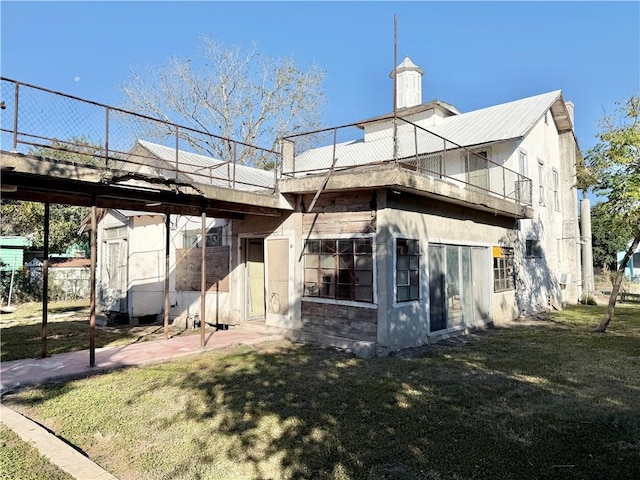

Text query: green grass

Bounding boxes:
[0,299,195,361]
[2,303,639,480]
[0,424,73,480]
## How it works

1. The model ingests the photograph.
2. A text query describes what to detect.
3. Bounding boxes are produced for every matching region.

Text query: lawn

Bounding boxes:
[0,424,72,480]
[0,299,196,361]
[2,304,639,480]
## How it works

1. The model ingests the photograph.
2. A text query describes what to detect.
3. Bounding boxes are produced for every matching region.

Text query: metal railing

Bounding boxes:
[0,78,280,194]
[281,116,533,206]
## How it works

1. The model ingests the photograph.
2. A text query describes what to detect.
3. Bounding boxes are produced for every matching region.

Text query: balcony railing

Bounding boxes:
[281,117,533,206]
[0,78,279,194]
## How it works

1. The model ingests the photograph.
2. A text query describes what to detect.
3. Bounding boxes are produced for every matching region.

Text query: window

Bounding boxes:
[552,169,560,210]
[396,238,420,302]
[103,225,127,239]
[538,159,545,206]
[184,227,223,248]
[519,151,528,177]
[303,238,373,302]
[493,246,515,292]
[525,239,542,258]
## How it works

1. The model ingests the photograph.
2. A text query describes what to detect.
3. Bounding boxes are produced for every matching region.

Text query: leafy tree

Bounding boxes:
[0,201,89,254]
[38,135,104,166]
[591,201,633,271]
[121,37,325,167]
[0,138,97,255]
[585,96,640,332]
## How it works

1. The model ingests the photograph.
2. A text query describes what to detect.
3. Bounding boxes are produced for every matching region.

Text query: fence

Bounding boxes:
[282,116,533,206]
[0,78,279,193]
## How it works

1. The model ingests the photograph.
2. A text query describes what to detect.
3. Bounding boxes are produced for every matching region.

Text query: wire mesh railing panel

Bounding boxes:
[0,78,279,194]
[283,116,533,207]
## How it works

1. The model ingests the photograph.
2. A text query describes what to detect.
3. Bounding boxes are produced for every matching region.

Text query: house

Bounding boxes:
[0,236,32,272]
[90,208,232,325]
[92,57,586,356]
[26,256,91,300]
[618,243,640,281]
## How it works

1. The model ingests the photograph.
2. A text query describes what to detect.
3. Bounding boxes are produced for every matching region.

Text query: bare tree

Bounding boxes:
[121,37,325,168]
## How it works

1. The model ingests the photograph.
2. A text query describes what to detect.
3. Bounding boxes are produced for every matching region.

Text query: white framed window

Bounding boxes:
[493,246,515,292]
[552,169,560,210]
[538,158,545,206]
[519,150,528,177]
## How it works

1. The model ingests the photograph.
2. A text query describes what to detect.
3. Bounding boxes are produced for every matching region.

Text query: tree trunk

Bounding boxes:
[595,234,640,332]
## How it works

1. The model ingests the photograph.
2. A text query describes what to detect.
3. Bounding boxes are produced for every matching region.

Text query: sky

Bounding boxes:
[1,1,639,157]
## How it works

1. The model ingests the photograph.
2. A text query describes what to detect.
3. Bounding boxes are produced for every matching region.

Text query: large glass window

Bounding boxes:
[430,244,490,332]
[493,246,515,292]
[396,238,420,302]
[304,238,373,302]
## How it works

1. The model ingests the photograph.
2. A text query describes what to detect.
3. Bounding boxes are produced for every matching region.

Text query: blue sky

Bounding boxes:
[1,1,639,155]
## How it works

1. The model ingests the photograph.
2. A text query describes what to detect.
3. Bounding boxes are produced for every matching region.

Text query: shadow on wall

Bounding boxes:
[500,219,560,317]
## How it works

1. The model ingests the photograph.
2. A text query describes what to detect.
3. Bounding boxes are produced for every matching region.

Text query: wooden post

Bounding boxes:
[164,212,170,340]
[40,202,49,358]
[89,205,97,367]
[200,211,206,347]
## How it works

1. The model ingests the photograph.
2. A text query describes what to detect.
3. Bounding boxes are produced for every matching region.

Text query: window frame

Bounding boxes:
[538,158,545,206]
[552,168,560,210]
[525,239,543,258]
[395,237,420,303]
[183,226,223,248]
[303,235,375,305]
[518,150,528,177]
[493,246,515,292]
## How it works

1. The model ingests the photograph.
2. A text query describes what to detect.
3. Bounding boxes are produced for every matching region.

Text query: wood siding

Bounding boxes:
[301,301,377,342]
[302,191,376,236]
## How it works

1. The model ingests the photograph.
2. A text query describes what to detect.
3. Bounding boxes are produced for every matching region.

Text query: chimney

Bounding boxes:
[390,56,424,109]
[565,101,574,128]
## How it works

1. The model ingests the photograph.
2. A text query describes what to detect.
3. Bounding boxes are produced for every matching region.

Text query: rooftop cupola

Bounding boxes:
[390,56,424,109]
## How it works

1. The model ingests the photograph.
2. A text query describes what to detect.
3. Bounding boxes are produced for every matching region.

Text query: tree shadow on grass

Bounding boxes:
[5,323,639,480]
[145,334,639,480]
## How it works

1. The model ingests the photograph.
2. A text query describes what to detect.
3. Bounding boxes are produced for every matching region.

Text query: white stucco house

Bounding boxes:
[89,57,587,355]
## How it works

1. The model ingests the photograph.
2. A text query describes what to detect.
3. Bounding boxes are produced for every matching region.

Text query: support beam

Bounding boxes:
[164,212,170,340]
[200,211,206,347]
[40,203,49,359]
[89,205,97,367]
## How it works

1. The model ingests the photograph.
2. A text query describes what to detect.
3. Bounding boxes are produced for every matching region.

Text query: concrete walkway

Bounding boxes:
[0,327,281,480]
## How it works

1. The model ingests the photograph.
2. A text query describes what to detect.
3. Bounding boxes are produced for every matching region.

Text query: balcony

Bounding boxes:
[280,117,533,218]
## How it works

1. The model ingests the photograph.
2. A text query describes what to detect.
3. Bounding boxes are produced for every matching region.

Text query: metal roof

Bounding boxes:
[136,140,275,192]
[427,90,564,147]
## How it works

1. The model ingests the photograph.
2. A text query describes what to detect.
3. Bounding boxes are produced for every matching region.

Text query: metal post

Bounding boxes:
[175,126,180,174]
[89,205,97,367]
[503,166,506,199]
[13,82,19,151]
[200,211,206,347]
[164,211,170,340]
[40,202,49,359]
[414,125,418,165]
[392,15,398,162]
[232,142,237,189]
[105,107,110,169]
